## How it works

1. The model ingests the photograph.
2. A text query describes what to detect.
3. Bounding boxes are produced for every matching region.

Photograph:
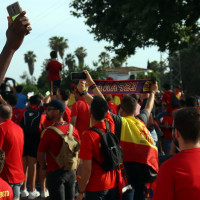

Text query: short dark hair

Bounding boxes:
[90,96,108,121]
[60,89,70,101]
[0,104,12,119]
[104,94,112,102]
[0,149,5,173]
[173,108,200,143]
[120,95,137,115]
[50,51,57,59]
[185,95,197,107]
[15,85,23,93]
[5,94,18,106]
[29,95,42,106]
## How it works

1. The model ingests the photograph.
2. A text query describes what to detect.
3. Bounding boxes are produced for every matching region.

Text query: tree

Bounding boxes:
[74,47,87,69]
[24,51,36,76]
[49,36,68,60]
[37,59,49,95]
[65,53,76,70]
[98,51,110,68]
[169,36,200,95]
[70,0,200,57]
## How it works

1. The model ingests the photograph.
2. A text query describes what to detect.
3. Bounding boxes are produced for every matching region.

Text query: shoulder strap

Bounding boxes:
[90,121,111,136]
[47,124,74,139]
[47,126,65,138]
[67,123,74,137]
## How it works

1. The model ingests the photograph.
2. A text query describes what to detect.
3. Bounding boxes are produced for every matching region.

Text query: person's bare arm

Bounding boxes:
[0,11,31,84]
[70,116,77,127]
[77,70,105,105]
[144,82,158,115]
[37,151,47,170]
[77,159,92,200]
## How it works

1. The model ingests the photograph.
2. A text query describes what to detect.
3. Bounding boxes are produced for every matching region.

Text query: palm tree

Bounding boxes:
[49,36,68,60]
[24,51,36,76]
[65,54,76,71]
[98,51,110,68]
[74,47,87,69]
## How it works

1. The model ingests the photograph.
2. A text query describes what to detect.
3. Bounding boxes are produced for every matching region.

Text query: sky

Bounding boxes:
[0,0,167,83]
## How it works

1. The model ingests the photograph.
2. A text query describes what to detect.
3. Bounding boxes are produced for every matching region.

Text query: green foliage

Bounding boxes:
[170,37,200,95]
[70,0,200,57]
[136,71,161,89]
[24,51,36,76]
[37,59,50,95]
[49,36,68,59]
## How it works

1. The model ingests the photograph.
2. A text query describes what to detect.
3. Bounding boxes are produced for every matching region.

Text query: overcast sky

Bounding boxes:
[0,0,167,83]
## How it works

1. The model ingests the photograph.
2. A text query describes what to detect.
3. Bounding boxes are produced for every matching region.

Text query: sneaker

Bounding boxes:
[21,189,29,197]
[41,190,49,198]
[28,189,40,199]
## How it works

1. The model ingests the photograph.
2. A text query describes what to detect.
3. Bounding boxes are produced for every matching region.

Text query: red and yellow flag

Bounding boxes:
[120,116,158,172]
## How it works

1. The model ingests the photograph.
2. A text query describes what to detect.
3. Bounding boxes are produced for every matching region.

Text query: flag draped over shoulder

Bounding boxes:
[120,116,158,172]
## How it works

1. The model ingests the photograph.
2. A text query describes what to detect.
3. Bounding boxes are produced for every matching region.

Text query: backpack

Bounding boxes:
[90,120,123,171]
[20,108,41,144]
[47,124,80,170]
[170,93,180,108]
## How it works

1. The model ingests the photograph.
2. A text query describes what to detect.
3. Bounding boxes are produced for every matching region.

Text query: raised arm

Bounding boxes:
[77,70,105,105]
[144,82,158,115]
[0,11,31,84]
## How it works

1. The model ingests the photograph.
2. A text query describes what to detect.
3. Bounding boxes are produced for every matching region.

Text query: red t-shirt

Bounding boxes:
[79,112,117,191]
[0,119,25,184]
[46,60,62,81]
[71,98,90,137]
[38,122,80,172]
[63,105,71,123]
[161,115,173,140]
[11,108,25,124]
[160,91,177,114]
[153,148,200,200]
[107,101,118,115]
[0,178,13,200]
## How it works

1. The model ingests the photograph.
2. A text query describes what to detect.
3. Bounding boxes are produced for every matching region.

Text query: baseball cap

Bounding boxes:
[44,100,65,112]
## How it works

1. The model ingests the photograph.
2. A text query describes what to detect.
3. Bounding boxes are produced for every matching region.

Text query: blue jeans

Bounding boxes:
[85,187,119,200]
[47,169,76,200]
[9,182,23,199]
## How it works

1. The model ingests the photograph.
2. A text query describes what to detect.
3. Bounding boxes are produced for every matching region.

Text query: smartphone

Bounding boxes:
[7,2,22,22]
[71,72,86,80]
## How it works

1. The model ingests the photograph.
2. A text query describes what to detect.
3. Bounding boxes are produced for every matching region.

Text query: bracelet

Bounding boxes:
[89,84,97,89]
[150,91,155,94]
[79,191,85,194]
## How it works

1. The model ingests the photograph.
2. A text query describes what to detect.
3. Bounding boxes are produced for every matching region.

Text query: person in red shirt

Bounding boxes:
[46,51,62,94]
[77,96,119,200]
[153,108,200,200]
[71,89,90,138]
[104,94,118,115]
[160,83,179,114]
[0,149,13,200]
[57,89,71,123]
[0,104,25,200]
[37,100,79,200]
[160,115,173,154]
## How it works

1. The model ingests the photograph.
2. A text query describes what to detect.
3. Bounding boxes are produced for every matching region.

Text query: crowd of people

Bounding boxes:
[0,11,200,200]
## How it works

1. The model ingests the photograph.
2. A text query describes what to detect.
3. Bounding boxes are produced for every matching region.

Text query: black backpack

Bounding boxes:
[90,121,123,171]
[170,93,180,108]
[20,108,41,145]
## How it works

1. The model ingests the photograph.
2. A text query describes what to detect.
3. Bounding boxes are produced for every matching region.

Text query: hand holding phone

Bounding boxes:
[7,2,22,22]
[71,72,86,80]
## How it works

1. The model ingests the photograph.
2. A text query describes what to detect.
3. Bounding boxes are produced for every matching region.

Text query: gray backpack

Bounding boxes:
[47,124,80,170]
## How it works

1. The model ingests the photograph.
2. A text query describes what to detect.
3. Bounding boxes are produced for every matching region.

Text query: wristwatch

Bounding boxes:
[80,90,87,96]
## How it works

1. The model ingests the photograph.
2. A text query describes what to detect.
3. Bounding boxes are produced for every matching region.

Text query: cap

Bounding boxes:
[44,100,65,112]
